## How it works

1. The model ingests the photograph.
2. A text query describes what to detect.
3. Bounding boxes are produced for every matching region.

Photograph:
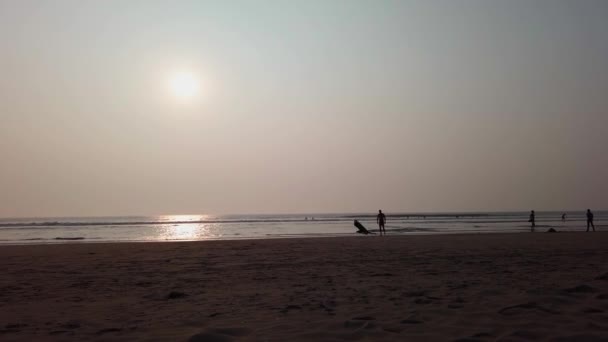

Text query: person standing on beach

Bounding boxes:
[377,210,386,235]
[529,210,535,232]
[586,209,596,232]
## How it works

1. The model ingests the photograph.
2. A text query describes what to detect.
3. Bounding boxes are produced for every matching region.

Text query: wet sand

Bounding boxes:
[1,233,608,341]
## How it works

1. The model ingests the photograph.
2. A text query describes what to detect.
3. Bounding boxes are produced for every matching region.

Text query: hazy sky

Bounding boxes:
[1,0,607,217]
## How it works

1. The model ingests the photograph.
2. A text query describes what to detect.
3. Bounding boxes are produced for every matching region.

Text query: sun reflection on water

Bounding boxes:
[156,215,220,241]
[158,214,210,222]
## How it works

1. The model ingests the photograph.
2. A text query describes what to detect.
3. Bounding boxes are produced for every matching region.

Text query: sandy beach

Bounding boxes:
[1,233,608,341]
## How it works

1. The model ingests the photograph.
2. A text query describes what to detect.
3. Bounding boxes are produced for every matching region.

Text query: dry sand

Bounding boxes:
[1,233,608,341]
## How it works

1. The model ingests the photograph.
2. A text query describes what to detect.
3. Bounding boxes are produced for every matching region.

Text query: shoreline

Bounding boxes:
[1,228,603,247]
[1,230,605,247]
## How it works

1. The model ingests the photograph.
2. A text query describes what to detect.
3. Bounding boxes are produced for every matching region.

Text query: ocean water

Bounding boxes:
[0,211,604,245]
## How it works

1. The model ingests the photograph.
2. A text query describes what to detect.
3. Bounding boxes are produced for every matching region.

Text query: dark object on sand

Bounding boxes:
[354,220,374,235]
[547,228,557,233]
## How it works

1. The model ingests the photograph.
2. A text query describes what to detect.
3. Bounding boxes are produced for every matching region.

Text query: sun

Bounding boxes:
[169,71,200,99]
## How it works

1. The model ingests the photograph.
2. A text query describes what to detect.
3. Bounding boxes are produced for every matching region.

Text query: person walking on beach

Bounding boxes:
[586,209,596,232]
[377,210,386,235]
[529,210,536,232]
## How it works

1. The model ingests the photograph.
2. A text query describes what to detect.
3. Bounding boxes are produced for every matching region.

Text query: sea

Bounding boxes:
[0,211,604,245]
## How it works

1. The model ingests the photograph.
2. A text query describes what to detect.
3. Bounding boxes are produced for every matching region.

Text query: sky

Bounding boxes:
[1,0,607,217]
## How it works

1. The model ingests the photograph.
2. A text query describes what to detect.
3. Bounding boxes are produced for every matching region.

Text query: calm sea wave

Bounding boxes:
[0,211,605,245]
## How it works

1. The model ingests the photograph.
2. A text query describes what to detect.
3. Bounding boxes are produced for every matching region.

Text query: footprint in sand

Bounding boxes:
[471,332,493,338]
[60,321,81,329]
[414,298,433,304]
[344,318,377,330]
[49,330,70,335]
[189,328,251,342]
[96,328,122,335]
[498,302,559,316]
[595,273,608,281]
[1,323,28,334]
[563,284,597,294]
[280,305,302,313]
[188,332,232,342]
[404,290,427,297]
[503,330,545,340]
[551,334,608,342]
[400,316,423,324]
[167,291,188,299]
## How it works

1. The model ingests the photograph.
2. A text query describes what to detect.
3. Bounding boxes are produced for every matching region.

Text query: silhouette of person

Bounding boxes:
[529,210,535,232]
[561,213,566,222]
[586,209,595,232]
[377,210,386,235]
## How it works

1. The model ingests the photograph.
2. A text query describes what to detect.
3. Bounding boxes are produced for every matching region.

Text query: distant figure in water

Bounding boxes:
[529,210,536,232]
[561,213,566,222]
[377,210,386,235]
[586,209,595,232]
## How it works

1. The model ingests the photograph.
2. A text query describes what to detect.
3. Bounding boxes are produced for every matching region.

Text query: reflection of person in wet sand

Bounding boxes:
[528,210,535,232]
[377,210,386,235]
[586,209,595,232]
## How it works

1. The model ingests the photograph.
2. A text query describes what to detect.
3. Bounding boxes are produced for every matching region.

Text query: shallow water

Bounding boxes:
[0,211,604,245]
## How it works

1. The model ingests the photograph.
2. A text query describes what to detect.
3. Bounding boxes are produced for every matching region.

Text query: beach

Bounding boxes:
[1,233,608,341]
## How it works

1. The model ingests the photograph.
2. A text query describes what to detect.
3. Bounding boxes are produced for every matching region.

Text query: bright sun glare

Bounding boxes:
[169,71,200,99]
